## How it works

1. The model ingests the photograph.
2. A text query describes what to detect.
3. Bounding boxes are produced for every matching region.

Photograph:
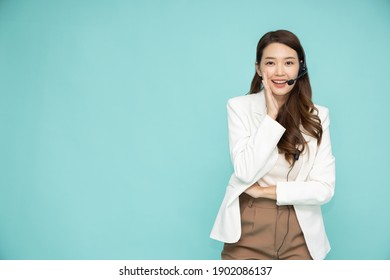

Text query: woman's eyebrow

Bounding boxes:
[264,56,297,60]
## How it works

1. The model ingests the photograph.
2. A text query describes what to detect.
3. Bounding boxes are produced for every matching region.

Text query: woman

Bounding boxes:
[210,30,335,260]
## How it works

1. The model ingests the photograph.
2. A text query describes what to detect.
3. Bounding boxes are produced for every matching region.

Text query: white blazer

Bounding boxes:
[210,91,336,260]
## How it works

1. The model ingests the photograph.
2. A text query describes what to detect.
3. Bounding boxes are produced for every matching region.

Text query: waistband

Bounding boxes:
[239,192,292,209]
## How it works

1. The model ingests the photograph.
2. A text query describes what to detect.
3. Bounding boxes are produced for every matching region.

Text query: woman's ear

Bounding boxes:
[255,62,262,77]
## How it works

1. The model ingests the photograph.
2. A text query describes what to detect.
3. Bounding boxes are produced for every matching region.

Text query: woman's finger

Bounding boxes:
[262,72,279,119]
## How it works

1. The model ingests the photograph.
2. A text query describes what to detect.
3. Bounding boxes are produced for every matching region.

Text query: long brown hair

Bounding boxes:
[250,30,322,164]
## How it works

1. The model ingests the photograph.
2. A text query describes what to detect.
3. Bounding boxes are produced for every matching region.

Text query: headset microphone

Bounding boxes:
[286,60,308,85]
[286,69,308,85]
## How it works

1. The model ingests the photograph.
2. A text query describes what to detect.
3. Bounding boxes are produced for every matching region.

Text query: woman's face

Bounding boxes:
[257,42,300,98]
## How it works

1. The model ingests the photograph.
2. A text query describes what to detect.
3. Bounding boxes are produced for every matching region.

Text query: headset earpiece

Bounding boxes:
[298,60,306,76]
[298,59,307,77]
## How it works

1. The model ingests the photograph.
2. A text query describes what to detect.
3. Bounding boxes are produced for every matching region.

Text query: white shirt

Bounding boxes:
[258,152,303,187]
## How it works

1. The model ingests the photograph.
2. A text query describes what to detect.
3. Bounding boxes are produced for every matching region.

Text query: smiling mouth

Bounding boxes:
[272,80,287,84]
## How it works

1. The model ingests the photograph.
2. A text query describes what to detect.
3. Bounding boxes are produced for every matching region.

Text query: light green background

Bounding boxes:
[1,0,389,260]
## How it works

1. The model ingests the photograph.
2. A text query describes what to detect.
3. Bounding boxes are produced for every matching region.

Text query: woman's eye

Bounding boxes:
[265,61,274,65]
[286,61,294,65]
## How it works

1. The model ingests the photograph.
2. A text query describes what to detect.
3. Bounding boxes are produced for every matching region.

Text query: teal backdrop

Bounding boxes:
[1,0,389,260]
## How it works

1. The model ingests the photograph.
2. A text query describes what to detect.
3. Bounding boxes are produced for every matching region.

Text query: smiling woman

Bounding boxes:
[210,30,336,260]
[259,43,300,97]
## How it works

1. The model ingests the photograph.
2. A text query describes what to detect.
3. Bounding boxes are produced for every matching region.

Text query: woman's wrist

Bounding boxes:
[244,183,277,200]
[267,112,277,120]
[260,185,277,200]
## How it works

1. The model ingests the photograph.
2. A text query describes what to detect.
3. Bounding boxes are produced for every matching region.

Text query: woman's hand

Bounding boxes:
[262,72,279,119]
[244,182,277,200]
[244,182,262,198]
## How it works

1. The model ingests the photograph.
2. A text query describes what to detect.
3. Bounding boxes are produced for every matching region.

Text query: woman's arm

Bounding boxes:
[276,108,335,205]
[227,98,285,184]
[228,72,284,184]
[244,183,277,200]
[245,107,335,206]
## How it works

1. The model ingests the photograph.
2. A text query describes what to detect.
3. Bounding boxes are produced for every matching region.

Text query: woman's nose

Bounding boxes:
[275,63,284,75]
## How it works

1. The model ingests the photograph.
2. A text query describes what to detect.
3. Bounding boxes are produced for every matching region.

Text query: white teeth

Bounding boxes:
[273,80,286,84]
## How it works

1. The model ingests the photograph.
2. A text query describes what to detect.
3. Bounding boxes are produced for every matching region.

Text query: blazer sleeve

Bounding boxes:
[276,107,336,205]
[227,98,286,184]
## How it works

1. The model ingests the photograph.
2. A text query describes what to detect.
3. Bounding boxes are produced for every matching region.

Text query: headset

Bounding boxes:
[286,58,308,85]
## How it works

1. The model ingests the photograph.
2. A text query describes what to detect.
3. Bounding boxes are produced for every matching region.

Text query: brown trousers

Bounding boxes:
[221,193,312,260]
